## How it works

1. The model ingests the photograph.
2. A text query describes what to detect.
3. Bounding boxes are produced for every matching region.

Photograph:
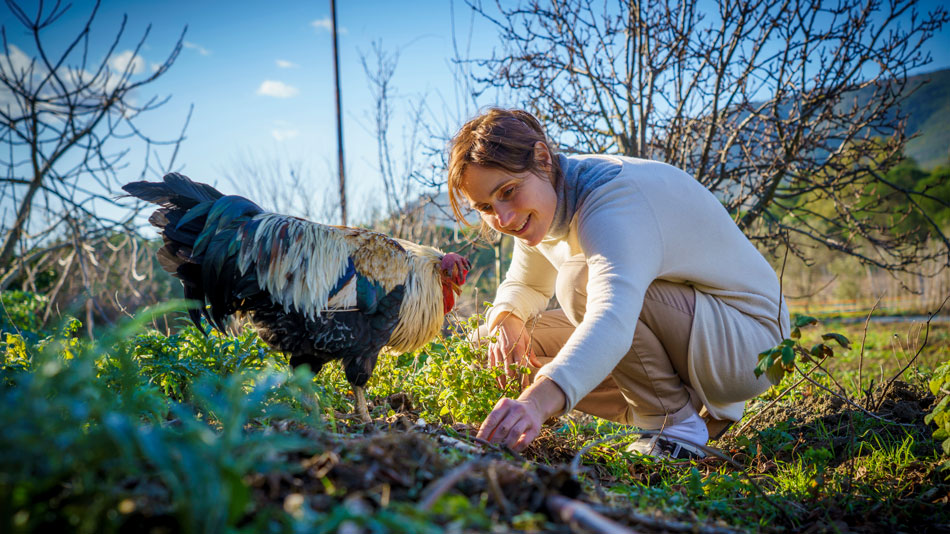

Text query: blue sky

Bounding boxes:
[3,0,949,226]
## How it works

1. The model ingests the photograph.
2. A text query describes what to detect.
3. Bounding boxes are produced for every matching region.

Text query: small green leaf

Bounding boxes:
[930,378,942,397]
[765,360,786,385]
[810,343,833,359]
[794,315,818,328]
[821,333,851,349]
[754,353,774,378]
[790,327,801,340]
[781,345,795,367]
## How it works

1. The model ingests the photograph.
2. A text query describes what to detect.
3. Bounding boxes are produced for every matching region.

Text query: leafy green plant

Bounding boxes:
[925,359,950,455]
[0,302,328,533]
[0,290,53,339]
[755,314,851,384]
[365,315,514,424]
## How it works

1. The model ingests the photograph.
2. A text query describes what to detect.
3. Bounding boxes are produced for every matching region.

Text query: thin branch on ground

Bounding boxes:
[585,501,746,534]
[416,458,484,511]
[486,464,512,516]
[546,495,639,534]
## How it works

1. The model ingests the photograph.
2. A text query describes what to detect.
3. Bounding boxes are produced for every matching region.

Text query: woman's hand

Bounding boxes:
[488,313,541,389]
[477,377,566,451]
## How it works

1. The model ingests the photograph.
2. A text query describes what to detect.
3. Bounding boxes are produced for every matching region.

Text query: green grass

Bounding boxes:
[1,291,948,532]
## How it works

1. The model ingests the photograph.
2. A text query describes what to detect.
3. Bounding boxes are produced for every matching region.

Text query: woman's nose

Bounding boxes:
[495,204,515,228]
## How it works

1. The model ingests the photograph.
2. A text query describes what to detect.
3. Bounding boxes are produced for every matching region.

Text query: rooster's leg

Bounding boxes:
[354,385,371,423]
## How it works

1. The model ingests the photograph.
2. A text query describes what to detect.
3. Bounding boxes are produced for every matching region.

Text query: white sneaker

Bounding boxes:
[627,435,706,459]
[626,410,709,459]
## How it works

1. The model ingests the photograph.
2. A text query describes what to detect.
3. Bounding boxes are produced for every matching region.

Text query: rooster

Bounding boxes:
[123,173,470,422]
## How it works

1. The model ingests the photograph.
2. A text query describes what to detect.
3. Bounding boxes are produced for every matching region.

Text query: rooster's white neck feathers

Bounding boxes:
[236,214,445,354]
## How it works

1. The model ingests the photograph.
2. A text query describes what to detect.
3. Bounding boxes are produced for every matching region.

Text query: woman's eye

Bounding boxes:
[501,186,515,199]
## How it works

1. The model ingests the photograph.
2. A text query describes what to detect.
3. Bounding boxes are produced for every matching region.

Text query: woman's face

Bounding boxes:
[460,164,557,247]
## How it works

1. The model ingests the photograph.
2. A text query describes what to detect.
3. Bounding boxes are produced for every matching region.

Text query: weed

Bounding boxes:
[926,359,950,455]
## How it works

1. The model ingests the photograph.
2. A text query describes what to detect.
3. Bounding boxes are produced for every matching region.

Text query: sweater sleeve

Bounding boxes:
[535,177,664,413]
[485,237,558,329]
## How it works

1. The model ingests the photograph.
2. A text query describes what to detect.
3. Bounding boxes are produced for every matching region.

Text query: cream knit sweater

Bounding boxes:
[485,154,791,422]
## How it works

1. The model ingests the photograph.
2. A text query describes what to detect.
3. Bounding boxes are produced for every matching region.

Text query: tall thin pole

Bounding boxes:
[330,0,347,225]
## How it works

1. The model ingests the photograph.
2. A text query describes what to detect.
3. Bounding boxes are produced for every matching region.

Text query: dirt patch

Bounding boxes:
[744,380,933,431]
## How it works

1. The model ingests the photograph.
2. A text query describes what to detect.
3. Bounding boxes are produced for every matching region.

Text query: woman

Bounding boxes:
[447,108,790,458]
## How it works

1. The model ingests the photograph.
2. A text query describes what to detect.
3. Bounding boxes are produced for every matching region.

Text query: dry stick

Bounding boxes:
[568,430,795,525]
[732,355,831,437]
[811,356,860,405]
[546,495,640,534]
[470,436,530,464]
[485,464,512,517]
[874,293,949,412]
[583,501,744,534]
[416,458,484,511]
[436,434,483,456]
[858,296,884,409]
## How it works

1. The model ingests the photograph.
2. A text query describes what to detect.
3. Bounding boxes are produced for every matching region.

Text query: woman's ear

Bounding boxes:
[533,141,552,171]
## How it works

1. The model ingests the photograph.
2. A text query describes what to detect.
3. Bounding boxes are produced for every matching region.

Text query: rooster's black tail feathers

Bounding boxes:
[122,172,224,210]
[123,173,263,331]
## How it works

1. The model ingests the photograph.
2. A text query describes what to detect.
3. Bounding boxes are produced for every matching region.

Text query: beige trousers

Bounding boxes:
[492,254,729,434]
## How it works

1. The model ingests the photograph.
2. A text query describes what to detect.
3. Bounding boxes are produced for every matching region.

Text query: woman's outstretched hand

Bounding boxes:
[488,313,541,389]
[476,377,566,452]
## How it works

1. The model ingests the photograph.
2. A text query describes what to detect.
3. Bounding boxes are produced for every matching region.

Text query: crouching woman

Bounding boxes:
[447,108,790,458]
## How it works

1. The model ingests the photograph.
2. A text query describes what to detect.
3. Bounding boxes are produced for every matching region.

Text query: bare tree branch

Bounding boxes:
[464,0,950,274]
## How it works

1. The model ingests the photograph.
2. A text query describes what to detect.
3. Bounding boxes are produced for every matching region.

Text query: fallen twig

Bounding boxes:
[486,463,512,516]
[546,495,639,534]
[586,501,743,534]
[416,458,484,511]
[436,434,483,455]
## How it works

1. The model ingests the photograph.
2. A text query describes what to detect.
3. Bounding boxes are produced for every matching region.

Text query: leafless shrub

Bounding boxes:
[464,0,950,274]
[0,0,190,326]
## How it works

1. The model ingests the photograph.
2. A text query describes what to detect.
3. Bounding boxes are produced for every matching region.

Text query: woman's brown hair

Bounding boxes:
[447,108,561,229]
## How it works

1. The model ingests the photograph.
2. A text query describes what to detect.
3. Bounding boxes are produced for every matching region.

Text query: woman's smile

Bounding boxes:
[508,215,529,234]
[460,165,556,246]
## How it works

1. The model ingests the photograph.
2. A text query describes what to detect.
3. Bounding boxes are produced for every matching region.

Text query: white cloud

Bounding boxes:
[110,50,145,75]
[276,59,299,69]
[271,127,299,142]
[311,17,347,34]
[2,44,35,75]
[183,41,211,56]
[257,80,299,98]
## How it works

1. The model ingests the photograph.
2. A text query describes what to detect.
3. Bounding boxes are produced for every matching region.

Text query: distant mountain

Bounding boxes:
[899,68,950,169]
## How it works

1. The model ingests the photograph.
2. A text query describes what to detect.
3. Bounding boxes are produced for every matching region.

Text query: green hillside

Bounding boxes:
[902,68,950,169]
